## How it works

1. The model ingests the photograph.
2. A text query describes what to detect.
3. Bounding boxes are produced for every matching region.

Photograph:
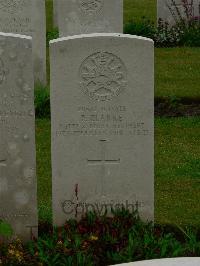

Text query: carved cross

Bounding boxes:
[87,140,120,196]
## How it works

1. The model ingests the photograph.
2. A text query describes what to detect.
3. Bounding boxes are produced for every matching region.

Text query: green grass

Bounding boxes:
[155,117,200,226]
[124,0,156,24]
[36,118,200,226]
[156,48,200,99]
[36,119,52,222]
[46,0,53,33]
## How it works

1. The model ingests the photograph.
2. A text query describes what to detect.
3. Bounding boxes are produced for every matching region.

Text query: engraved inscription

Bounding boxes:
[0,58,6,85]
[79,52,127,101]
[0,0,25,14]
[56,105,150,137]
[78,0,103,13]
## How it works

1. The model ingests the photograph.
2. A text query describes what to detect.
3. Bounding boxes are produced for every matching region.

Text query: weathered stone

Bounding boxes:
[0,0,46,84]
[57,0,123,37]
[157,0,200,25]
[0,32,37,242]
[50,33,154,226]
[112,257,200,266]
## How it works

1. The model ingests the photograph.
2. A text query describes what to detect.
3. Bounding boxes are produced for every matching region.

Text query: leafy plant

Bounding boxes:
[124,0,200,47]
[1,210,200,265]
[124,17,155,39]
[34,84,50,118]
[46,28,59,45]
[0,220,13,237]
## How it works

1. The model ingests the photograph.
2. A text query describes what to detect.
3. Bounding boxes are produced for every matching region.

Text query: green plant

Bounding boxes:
[124,17,155,38]
[0,220,13,237]
[46,28,59,45]
[1,210,200,265]
[34,84,50,118]
[124,0,200,48]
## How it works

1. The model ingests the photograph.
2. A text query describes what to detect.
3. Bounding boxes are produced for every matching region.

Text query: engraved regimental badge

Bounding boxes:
[79,52,127,101]
[78,0,103,14]
[0,0,25,14]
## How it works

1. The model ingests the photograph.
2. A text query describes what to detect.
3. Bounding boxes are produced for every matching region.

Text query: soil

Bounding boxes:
[155,98,200,117]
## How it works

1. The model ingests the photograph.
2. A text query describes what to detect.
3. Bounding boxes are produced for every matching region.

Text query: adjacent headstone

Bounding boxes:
[157,0,200,25]
[57,0,123,37]
[50,33,154,226]
[0,32,37,241]
[111,257,200,266]
[0,0,46,84]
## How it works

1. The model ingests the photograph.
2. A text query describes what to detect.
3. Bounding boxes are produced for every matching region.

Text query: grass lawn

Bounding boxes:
[36,119,52,222]
[155,117,200,226]
[124,0,156,24]
[36,118,200,226]
[155,48,200,99]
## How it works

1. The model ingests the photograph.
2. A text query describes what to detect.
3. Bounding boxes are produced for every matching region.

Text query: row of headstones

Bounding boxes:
[0,0,155,243]
[0,0,198,243]
[0,31,154,241]
[54,0,200,30]
[0,2,198,266]
[0,0,199,85]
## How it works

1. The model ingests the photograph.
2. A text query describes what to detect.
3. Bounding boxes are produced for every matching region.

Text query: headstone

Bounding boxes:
[0,32,37,241]
[57,0,123,37]
[111,257,200,266]
[54,0,58,27]
[0,0,46,84]
[157,0,200,25]
[50,33,154,226]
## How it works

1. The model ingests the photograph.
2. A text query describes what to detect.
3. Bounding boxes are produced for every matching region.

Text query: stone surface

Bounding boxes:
[112,257,200,266]
[0,32,37,241]
[50,33,154,226]
[57,0,123,37]
[0,0,46,84]
[157,0,200,25]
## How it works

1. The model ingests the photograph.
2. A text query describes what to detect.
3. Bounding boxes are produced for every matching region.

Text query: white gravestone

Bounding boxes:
[0,32,37,241]
[57,0,123,37]
[0,0,46,84]
[157,0,200,25]
[50,33,154,226]
[112,257,200,266]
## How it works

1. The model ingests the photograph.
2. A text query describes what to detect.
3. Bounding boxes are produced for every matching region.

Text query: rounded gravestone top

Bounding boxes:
[111,258,200,266]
